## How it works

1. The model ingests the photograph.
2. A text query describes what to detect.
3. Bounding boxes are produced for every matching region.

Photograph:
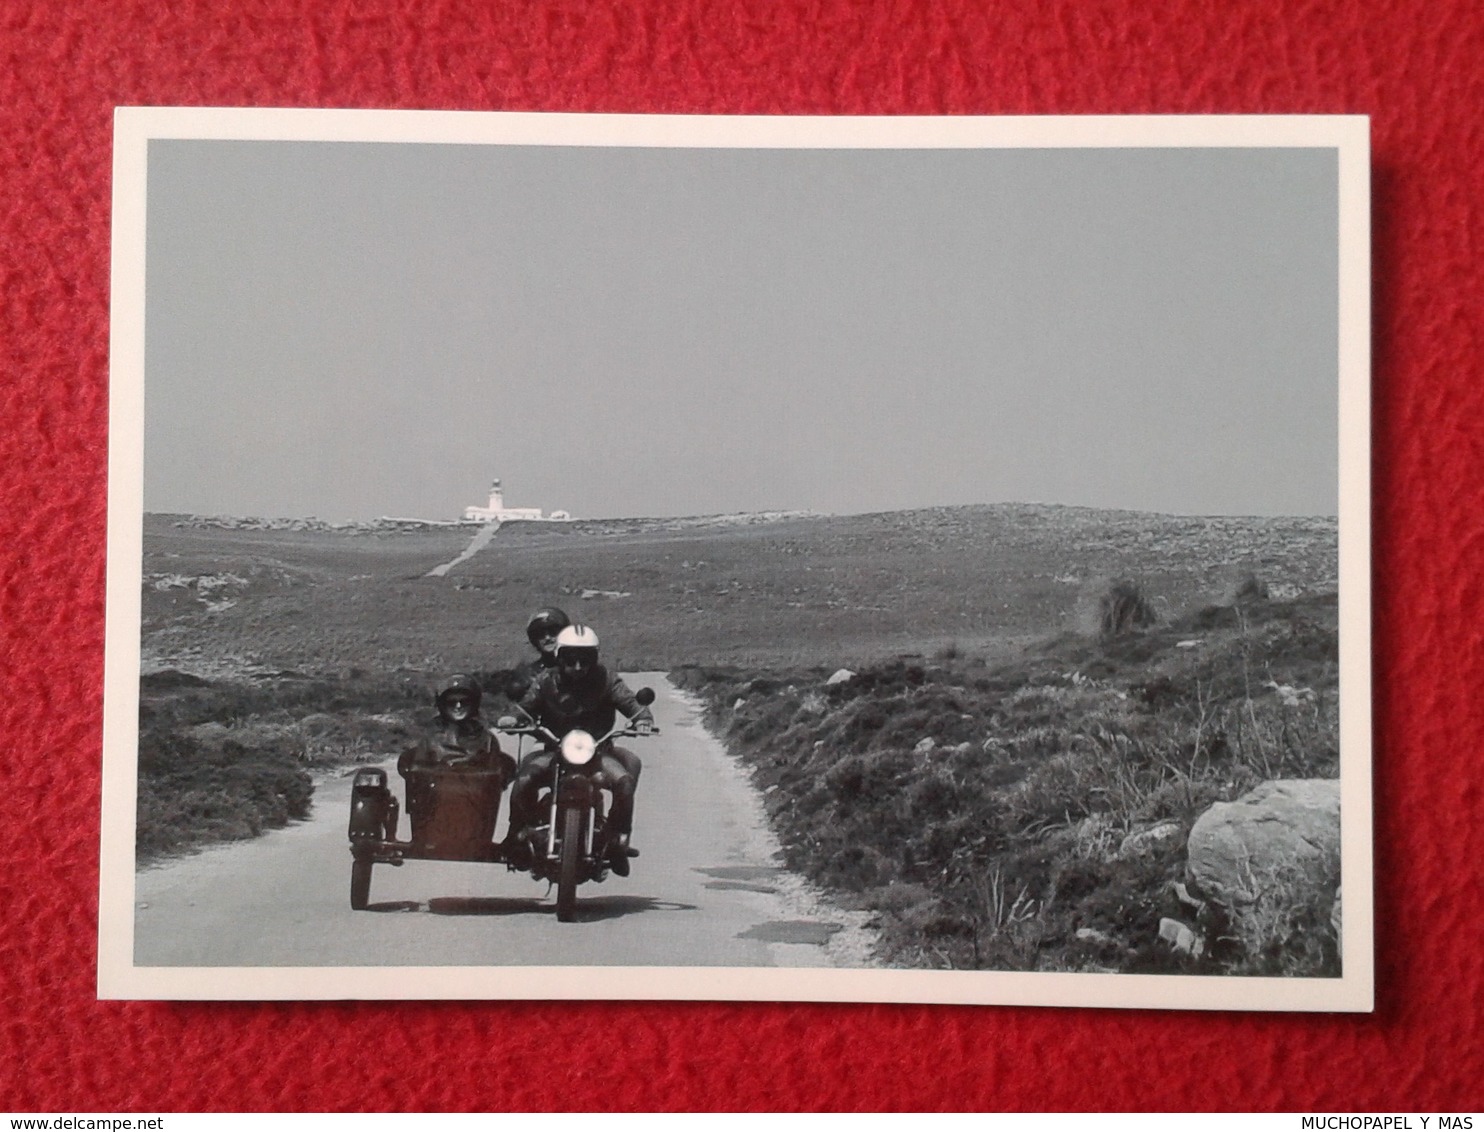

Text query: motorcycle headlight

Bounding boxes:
[559,730,597,766]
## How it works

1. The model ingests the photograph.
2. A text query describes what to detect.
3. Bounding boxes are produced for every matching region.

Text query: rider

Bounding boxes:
[503,625,653,876]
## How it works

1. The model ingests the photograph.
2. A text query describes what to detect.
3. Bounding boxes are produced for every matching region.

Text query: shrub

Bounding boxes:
[1220,568,1270,606]
[136,668,427,859]
[1094,578,1159,639]
[674,588,1339,975]
[905,770,962,822]
[826,749,914,802]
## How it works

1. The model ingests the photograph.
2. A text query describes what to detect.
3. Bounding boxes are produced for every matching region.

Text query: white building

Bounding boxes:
[461,479,569,522]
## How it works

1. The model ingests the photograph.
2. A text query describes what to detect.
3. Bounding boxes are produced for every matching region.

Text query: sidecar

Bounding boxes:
[346,761,509,910]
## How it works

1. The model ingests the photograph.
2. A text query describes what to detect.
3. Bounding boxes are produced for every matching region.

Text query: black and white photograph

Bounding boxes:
[100,110,1371,1008]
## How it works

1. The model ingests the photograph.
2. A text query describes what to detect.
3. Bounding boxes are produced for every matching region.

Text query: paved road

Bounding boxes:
[133,675,874,970]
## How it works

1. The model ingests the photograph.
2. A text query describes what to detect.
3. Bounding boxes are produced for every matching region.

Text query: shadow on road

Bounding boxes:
[567,894,698,923]
[401,892,699,922]
[425,895,550,917]
[363,900,422,913]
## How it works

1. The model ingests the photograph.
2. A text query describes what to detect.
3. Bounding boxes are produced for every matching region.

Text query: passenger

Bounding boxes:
[520,606,571,684]
[399,673,511,773]
[398,675,516,833]
[503,625,653,876]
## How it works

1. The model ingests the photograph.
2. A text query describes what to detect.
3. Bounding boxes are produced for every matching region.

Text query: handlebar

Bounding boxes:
[613,720,659,740]
[494,714,659,746]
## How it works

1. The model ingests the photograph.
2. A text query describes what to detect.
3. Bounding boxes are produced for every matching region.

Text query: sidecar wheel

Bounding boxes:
[350,859,373,911]
[556,807,582,923]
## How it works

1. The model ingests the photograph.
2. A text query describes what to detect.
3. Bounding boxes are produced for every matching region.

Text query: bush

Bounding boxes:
[676,588,1340,975]
[1220,568,1270,606]
[1094,578,1159,638]
[826,749,914,802]
[136,669,428,859]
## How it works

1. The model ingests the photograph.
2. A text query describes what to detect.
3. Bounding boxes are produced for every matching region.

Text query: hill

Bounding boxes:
[141,503,1335,675]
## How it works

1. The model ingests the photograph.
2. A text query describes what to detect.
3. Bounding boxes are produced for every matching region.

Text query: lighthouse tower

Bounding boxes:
[461,476,557,522]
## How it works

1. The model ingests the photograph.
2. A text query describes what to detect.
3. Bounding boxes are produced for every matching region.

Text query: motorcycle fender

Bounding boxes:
[557,775,595,808]
[348,785,388,842]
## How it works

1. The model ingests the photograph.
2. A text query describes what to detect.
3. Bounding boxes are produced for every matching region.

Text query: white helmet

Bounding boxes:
[555,624,599,653]
[554,624,600,676]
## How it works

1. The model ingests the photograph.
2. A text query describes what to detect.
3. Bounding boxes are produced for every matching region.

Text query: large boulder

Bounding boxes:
[1186,779,1341,909]
[1185,780,1342,971]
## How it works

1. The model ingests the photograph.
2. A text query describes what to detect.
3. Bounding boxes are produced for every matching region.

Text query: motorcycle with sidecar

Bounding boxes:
[345,687,658,922]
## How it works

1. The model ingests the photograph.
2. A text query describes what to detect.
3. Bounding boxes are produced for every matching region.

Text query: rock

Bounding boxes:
[1172,881,1207,914]
[1116,820,1183,860]
[913,737,936,754]
[825,668,855,686]
[1075,927,1116,947]
[1071,813,1116,859]
[953,741,973,755]
[732,698,746,711]
[1186,779,1340,910]
[1264,680,1316,707]
[1158,917,1205,958]
[796,691,827,716]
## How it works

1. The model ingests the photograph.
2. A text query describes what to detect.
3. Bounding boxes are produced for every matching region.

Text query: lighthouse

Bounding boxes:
[461,477,566,522]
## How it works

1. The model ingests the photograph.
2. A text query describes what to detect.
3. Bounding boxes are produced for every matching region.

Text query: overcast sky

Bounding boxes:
[142,139,1339,520]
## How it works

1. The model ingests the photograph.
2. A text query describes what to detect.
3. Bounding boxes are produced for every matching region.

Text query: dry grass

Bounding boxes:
[140,504,1338,673]
[137,668,436,859]
[673,589,1340,975]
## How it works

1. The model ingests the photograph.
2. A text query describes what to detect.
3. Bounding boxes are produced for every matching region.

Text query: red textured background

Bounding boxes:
[2,0,1480,1113]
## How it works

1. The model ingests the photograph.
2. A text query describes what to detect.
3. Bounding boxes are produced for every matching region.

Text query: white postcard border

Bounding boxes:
[101,108,1372,1009]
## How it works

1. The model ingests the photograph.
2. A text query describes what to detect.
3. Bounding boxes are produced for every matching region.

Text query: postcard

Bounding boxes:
[101,109,1371,1008]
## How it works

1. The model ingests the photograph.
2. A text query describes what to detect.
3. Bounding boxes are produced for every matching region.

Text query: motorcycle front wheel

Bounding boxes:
[556,807,583,922]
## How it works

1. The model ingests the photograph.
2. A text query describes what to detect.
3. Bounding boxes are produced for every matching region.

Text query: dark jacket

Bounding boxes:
[517,664,652,742]
[515,653,558,689]
[398,716,503,774]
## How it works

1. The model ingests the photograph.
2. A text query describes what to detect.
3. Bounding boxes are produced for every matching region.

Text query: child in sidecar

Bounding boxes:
[396,673,516,856]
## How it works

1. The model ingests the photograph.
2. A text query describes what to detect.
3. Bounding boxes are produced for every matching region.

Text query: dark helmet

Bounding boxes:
[525,606,571,648]
[435,673,482,716]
